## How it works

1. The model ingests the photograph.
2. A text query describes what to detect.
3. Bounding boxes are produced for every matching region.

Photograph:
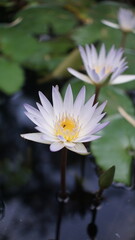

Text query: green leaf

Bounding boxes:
[15,6,77,35]
[99,86,134,116]
[71,22,103,45]
[91,116,135,185]
[0,58,24,94]
[99,166,115,190]
[0,28,41,63]
[89,1,126,21]
[116,51,135,90]
[25,37,73,71]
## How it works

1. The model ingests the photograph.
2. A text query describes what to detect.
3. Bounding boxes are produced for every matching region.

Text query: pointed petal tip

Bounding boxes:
[20,134,25,138]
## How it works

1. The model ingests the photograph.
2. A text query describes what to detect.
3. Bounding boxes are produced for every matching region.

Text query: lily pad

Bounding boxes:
[91,116,135,185]
[25,37,73,71]
[0,58,24,94]
[71,22,103,45]
[15,6,77,35]
[0,28,41,63]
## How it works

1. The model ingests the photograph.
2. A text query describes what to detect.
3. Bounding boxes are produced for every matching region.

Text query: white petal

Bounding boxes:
[66,143,89,155]
[24,111,43,127]
[98,44,106,66]
[90,121,110,135]
[79,45,88,66]
[80,103,98,127]
[89,69,100,82]
[67,68,93,84]
[35,126,55,139]
[110,65,127,81]
[74,86,86,116]
[52,86,63,116]
[81,112,106,136]
[64,84,73,114]
[64,142,75,147]
[91,44,98,66]
[21,133,51,144]
[36,103,53,127]
[94,100,107,117]
[79,46,93,77]
[25,111,53,133]
[106,45,116,63]
[77,134,101,142]
[101,20,120,29]
[84,94,95,108]
[24,104,41,117]
[38,91,53,116]
[50,142,64,152]
[86,44,93,68]
[110,75,135,84]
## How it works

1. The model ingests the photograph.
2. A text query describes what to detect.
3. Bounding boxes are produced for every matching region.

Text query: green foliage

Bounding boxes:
[0,57,24,94]
[91,116,135,185]
[0,0,134,186]
[16,6,77,35]
[0,28,41,63]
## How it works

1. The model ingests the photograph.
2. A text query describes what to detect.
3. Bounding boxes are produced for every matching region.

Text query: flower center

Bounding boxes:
[95,66,112,75]
[55,116,79,142]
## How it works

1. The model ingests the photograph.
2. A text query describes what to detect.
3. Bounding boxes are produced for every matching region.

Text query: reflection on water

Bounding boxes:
[0,88,135,240]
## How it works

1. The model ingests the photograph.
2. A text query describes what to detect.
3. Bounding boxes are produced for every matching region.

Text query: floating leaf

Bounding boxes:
[0,28,41,63]
[0,58,24,94]
[16,6,77,35]
[26,37,73,71]
[91,116,135,185]
[71,22,103,45]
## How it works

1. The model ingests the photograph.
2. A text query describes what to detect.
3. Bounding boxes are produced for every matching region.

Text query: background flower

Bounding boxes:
[68,44,135,86]
[102,8,135,33]
[21,85,109,155]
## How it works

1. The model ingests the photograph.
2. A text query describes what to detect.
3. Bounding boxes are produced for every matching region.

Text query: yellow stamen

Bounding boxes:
[55,116,79,142]
[95,66,112,74]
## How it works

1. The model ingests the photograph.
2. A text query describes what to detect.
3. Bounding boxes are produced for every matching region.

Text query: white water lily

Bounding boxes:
[68,44,135,86]
[21,85,109,155]
[102,8,135,33]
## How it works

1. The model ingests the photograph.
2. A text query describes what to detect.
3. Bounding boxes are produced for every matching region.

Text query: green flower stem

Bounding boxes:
[120,31,128,48]
[59,148,68,200]
[94,85,101,105]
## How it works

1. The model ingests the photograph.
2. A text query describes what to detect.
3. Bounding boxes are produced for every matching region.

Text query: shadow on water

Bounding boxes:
[0,87,135,240]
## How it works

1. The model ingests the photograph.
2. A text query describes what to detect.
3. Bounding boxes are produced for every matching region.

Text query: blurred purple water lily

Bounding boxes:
[68,44,135,86]
[102,8,135,33]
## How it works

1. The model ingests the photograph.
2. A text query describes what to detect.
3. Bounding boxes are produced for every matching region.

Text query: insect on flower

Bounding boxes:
[21,85,109,155]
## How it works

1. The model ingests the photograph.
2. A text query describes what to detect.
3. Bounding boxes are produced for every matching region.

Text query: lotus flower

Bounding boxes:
[102,8,135,33]
[68,44,135,86]
[21,85,109,155]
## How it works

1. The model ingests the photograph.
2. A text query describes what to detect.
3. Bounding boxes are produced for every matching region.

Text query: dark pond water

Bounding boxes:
[0,83,135,240]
